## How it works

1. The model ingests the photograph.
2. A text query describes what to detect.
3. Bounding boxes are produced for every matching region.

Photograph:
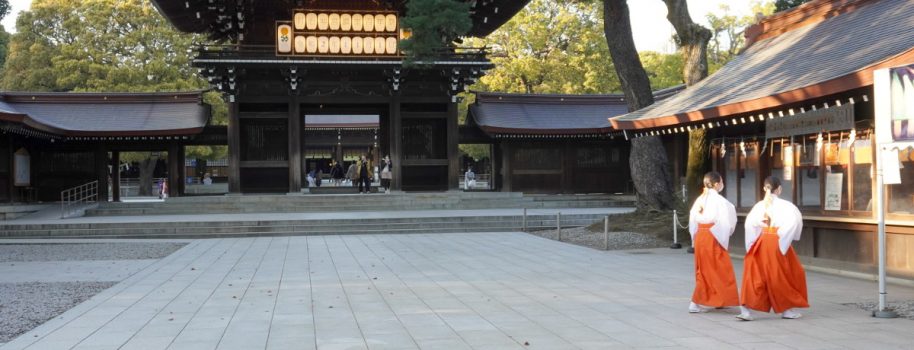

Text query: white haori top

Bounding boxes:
[745,195,803,255]
[688,189,737,250]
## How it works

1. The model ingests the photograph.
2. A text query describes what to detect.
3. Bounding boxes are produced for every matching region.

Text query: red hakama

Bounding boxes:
[692,223,739,307]
[740,227,809,313]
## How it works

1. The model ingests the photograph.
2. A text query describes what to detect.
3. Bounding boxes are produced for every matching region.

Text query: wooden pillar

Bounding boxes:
[94,145,109,202]
[177,145,186,196]
[167,143,181,198]
[389,96,402,191]
[288,97,302,193]
[501,143,512,192]
[111,151,121,202]
[227,100,241,193]
[562,142,574,194]
[447,101,459,190]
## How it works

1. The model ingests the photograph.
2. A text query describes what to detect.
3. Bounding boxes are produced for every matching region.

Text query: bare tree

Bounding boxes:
[603,0,674,210]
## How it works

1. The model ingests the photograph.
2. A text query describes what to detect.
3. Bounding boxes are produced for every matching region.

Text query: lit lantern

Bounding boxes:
[329,13,340,31]
[352,14,363,31]
[276,25,292,53]
[340,14,352,31]
[385,14,397,32]
[306,13,318,30]
[362,36,374,54]
[352,35,363,54]
[374,15,385,33]
[329,36,340,54]
[317,13,329,30]
[306,36,318,53]
[341,36,352,54]
[363,14,374,31]
[294,12,306,30]
[294,35,307,53]
[386,37,397,54]
[399,28,412,40]
[374,36,385,54]
[318,36,329,53]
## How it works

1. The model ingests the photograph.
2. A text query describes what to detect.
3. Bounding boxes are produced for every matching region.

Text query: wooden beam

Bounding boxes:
[95,145,109,202]
[389,96,402,191]
[288,97,302,193]
[167,143,181,198]
[447,101,459,190]
[228,100,241,193]
[111,151,121,202]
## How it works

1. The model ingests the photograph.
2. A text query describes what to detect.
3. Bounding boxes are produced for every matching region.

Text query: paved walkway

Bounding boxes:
[3,232,913,350]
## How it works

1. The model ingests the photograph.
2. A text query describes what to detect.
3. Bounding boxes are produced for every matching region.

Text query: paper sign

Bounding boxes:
[824,172,844,210]
[882,148,902,185]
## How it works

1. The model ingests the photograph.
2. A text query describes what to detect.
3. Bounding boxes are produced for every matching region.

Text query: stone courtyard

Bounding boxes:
[2,232,913,350]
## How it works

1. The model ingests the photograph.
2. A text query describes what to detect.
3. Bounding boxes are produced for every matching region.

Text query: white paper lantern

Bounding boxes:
[374,15,385,33]
[276,24,292,53]
[362,37,374,54]
[363,14,374,32]
[329,36,340,53]
[328,14,340,31]
[341,36,352,54]
[340,14,352,31]
[318,36,329,53]
[386,37,397,54]
[294,35,306,53]
[385,14,397,32]
[317,13,329,30]
[306,36,318,53]
[305,13,318,30]
[294,13,306,30]
[352,35,363,54]
[352,14,363,31]
[374,36,385,54]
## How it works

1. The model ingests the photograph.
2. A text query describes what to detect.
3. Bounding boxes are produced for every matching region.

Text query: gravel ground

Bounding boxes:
[0,282,116,342]
[528,226,670,250]
[0,242,186,262]
[849,301,914,320]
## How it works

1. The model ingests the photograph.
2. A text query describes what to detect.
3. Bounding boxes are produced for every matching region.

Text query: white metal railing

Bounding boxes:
[61,180,98,218]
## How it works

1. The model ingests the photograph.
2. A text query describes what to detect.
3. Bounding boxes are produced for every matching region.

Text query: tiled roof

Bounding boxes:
[470,85,685,135]
[611,0,914,130]
[0,91,209,136]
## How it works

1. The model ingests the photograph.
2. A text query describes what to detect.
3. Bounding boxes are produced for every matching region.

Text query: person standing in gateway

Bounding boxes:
[687,171,739,313]
[737,176,809,321]
[357,154,373,194]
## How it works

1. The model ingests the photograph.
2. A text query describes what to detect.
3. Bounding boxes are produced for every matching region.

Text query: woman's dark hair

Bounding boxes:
[703,171,723,189]
[763,176,782,193]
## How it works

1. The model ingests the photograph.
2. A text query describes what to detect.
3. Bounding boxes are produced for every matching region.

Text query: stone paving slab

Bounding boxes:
[3,232,914,350]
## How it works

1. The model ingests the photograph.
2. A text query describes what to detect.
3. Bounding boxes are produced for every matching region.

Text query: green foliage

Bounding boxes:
[640,51,683,89]
[399,0,472,65]
[469,0,619,94]
[0,0,9,21]
[458,144,490,162]
[705,1,776,70]
[0,0,227,161]
[774,0,810,12]
[1,0,203,92]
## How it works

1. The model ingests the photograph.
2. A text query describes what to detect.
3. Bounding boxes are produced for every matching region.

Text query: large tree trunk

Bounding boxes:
[603,0,674,210]
[663,0,713,203]
[138,157,158,196]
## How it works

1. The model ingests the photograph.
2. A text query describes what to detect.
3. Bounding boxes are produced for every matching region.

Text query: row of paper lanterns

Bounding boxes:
[293,12,398,33]
[279,32,399,55]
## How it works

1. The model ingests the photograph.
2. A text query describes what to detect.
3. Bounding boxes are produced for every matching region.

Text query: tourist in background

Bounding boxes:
[737,176,809,321]
[687,171,739,313]
[464,166,476,190]
[380,155,392,194]
[330,160,344,186]
[346,161,358,187]
[357,154,372,194]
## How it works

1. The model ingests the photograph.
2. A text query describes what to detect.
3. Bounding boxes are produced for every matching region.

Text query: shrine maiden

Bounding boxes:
[688,172,739,313]
[737,176,809,321]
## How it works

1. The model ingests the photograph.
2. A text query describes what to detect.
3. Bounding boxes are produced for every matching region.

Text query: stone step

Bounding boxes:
[0,214,604,239]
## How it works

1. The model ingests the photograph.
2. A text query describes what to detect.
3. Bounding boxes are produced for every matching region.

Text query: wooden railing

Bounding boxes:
[60,181,98,218]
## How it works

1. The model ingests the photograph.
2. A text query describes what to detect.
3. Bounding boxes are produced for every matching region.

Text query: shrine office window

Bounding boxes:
[888,147,914,217]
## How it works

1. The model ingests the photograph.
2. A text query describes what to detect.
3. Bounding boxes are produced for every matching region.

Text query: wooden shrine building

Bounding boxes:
[151,0,529,193]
